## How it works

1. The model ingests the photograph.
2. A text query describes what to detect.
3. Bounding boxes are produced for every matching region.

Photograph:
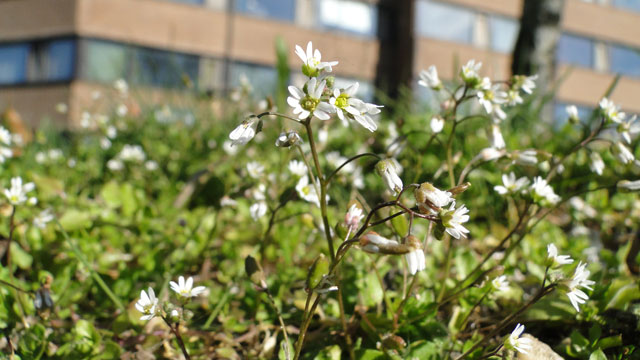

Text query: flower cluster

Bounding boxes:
[135,276,207,321]
[4,176,37,206]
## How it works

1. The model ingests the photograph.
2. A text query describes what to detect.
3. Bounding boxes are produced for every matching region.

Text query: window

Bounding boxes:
[82,40,130,83]
[29,39,76,82]
[235,0,296,22]
[609,44,640,77]
[166,0,204,4]
[612,0,640,13]
[557,33,594,68]
[0,43,28,85]
[230,62,277,99]
[317,0,377,37]
[489,16,519,53]
[132,47,199,88]
[415,0,474,44]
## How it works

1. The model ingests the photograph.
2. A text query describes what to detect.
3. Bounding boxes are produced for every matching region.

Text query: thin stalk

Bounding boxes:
[162,317,191,360]
[325,153,381,186]
[55,220,125,312]
[6,207,15,270]
[264,286,291,358]
[437,235,453,303]
[337,287,355,360]
[293,296,321,360]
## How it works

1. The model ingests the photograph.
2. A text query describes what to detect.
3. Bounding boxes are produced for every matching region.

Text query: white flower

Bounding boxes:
[250,201,267,220]
[229,117,258,146]
[275,131,302,147]
[530,176,560,205]
[119,144,146,162]
[359,232,399,254]
[415,182,453,212]
[350,99,382,132]
[55,103,68,114]
[617,115,637,144]
[295,41,338,77]
[4,177,36,206]
[488,124,505,149]
[0,126,12,145]
[34,209,54,229]
[296,175,321,207]
[612,141,634,164]
[440,202,470,239]
[114,79,129,97]
[0,146,13,163]
[589,152,604,175]
[513,74,537,94]
[287,78,333,120]
[405,248,426,275]
[494,172,529,195]
[288,160,307,177]
[506,89,523,106]
[107,159,124,171]
[477,78,507,116]
[618,180,640,191]
[566,105,579,122]
[430,116,444,134]
[116,104,128,117]
[344,204,364,233]
[48,149,63,161]
[547,244,574,268]
[330,83,379,132]
[505,324,532,354]
[418,65,442,90]
[491,275,509,292]
[376,159,403,195]
[135,287,158,321]
[100,137,112,150]
[170,276,207,298]
[460,60,482,86]
[478,147,506,162]
[566,262,595,312]
[145,160,158,171]
[511,149,538,166]
[106,126,117,139]
[246,162,264,179]
[599,98,625,123]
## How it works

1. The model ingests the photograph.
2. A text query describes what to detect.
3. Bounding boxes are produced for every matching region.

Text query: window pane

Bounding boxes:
[612,0,640,12]
[235,0,296,22]
[230,62,277,99]
[415,0,474,44]
[83,40,130,83]
[609,44,640,77]
[489,16,519,53]
[554,102,592,127]
[132,48,199,88]
[167,0,204,4]
[42,39,75,81]
[318,0,377,36]
[557,33,593,68]
[0,44,28,85]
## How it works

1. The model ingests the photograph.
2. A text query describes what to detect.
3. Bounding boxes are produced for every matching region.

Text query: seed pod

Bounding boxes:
[360,232,412,255]
[448,182,471,196]
[306,254,330,291]
[245,255,265,288]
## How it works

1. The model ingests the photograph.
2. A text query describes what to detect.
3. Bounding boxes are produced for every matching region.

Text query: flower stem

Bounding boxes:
[163,317,191,360]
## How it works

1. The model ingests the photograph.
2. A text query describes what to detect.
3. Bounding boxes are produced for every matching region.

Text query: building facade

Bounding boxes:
[0,0,639,127]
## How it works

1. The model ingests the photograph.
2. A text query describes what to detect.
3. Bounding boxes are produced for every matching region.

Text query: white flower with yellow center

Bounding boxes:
[439,201,470,239]
[565,262,595,312]
[330,83,364,127]
[505,324,532,354]
[4,177,36,206]
[491,275,509,292]
[296,175,321,207]
[599,98,625,123]
[547,243,574,268]
[295,41,338,77]
[494,172,529,195]
[460,60,482,87]
[418,65,442,90]
[170,276,207,299]
[477,78,507,116]
[287,78,333,120]
[135,287,158,321]
[530,176,560,205]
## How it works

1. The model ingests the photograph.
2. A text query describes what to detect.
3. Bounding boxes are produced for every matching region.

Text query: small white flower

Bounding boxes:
[513,74,537,94]
[114,79,129,97]
[116,104,128,117]
[566,105,579,123]
[344,204,364,233]
[100,137,112,150]
[275,131,302,147]
[0,146,13,163]
[405,248,426,275]
[106,126,117,139]
[589,152,605,175]
[530,176,560,205]
[547,244,574,268]
[135,287,158,321]
[440,201,470,239]
[566,262,595,312]
[460,60,482,86]
[249,200,267,220]
[350,99,382,132]
[295,41,338,77]
[170,276,207,298]
[599,98,625,123]
[488,124,505,149]
[296,175,321,207]
[288,160,307,177]
[506,89,523,106]
[478,147,506,162]
[617,180,640,191]
[418,65,442,90]
[511,149,538,166]
[612,141,634,164]
[34,209,54,229]
[415,182,453,212]
[4,177,36,206]
[0,126,12,145]
[246,162,264,179]
[494,172,529,195]
[477,78,507,116]
[505,323,532,354]
[491,275,509,292]
[229,117,258,146]
[119,144,146,162]
[48,149,63,161]
[617,115,637,144]
[359,232,399,254]
[376,159,403,195]
[145,160,158,171]
[430,116,444,134]
[107,159,124,171]
[287,78,333,120]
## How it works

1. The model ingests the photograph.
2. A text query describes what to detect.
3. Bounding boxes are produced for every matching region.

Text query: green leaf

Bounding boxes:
[59,209,92,231]
[358,272,383,307]
[313,345,341,360]
[606,283,640,310]
[10,242,33,269]
[100,181,122,208]
[589,349,607,360]
[391,213,409,237]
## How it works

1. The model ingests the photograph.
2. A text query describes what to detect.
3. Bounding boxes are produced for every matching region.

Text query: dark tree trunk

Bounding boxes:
[511,0,565,120]
[375,0,415,105]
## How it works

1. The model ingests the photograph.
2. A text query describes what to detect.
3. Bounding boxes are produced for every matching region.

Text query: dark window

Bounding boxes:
[415,0,474,44]
[0,43,29,85]
[489,16,519,53]
[132,47,199,88]
[82,40,130,83]
[28,39,76,82]
[557,33,594,68]
[235,0,296,22]
[317,0,377,37]
[230,62,277,99]
[609,44,640,77]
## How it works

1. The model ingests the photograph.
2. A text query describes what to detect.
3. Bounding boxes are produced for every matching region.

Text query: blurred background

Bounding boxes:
[0,0,639,128]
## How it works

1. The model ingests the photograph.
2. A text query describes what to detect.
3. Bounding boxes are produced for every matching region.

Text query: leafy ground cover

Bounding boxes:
[0,42,639,359]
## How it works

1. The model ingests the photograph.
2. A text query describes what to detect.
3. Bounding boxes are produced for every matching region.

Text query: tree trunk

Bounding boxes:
[511,0,565,121]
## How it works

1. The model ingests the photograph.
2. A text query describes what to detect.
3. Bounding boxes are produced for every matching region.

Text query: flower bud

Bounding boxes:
[306,254,330,291]
[415,182,453,213]
[275,131,302,148]
[376,159,403,195]
[359,232,412,255]
[448,182,471,196]
[245,255,266,288]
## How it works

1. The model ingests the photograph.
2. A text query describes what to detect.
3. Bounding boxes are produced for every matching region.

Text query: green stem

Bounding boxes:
[55,220,125,312]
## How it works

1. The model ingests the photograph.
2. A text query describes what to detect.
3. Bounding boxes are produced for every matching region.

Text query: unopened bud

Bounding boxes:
[448,182,471,196]
[245,255,265,288]
[275,131,302,148]
[360,232,412,255]
[306,254,330,291]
